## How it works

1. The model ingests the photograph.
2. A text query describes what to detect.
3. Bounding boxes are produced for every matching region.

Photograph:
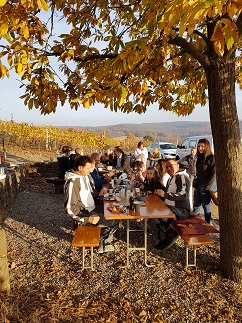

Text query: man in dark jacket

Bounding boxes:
[89,152,110,191]
[69,147,83,169]
[57,145,71,179]
[154,159,190,250]
[113,146,132,174]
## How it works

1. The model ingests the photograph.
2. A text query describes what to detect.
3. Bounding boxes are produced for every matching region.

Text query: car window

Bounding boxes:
[160,144,176,149]
[189,140,197,147]
[181,139,189,148]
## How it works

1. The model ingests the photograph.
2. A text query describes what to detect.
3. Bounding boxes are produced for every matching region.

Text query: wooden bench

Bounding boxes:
[46,177,65,194]
[71,226,101,270]
[171,213,219,269]
[180,234,214,268]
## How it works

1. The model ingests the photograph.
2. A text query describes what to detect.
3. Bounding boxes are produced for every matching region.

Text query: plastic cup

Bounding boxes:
[135,187,140,196]
[133,201,141,213]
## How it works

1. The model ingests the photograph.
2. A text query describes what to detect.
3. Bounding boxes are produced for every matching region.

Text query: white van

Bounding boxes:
[176,135,213,160]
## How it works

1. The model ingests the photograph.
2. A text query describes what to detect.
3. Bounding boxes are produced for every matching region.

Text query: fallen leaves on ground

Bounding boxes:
[0,155,242,322]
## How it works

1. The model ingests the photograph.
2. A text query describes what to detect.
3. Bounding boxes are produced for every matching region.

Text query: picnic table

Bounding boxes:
[104,193,174,267]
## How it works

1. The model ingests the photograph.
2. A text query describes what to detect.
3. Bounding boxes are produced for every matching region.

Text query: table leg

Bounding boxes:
[120,219,155,268]
[120,219,130,268]
[144,219,155,267]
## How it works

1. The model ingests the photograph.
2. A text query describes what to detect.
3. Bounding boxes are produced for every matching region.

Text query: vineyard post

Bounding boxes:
[46,126,49,151]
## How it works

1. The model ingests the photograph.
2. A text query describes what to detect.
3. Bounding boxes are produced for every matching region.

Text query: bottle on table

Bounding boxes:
[129,191,134,210]
[114,170,118,185]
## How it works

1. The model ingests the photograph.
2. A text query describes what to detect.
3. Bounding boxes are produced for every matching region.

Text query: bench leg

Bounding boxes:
[81,247,95,271]
[185,245,197,269]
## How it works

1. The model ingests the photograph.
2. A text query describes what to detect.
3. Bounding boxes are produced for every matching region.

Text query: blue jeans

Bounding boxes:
[193,184,211,215]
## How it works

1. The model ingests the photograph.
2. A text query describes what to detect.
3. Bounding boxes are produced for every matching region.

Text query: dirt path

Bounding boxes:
[1,174,241,322]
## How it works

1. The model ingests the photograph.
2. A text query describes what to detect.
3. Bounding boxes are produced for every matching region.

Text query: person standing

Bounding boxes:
[149,146,161,167]
[100,145,114,166]
[156,159,170,188]
[134,141,148,169]
[113,146,132,173]
[193,138,216,223]
[177,146,197,177]
[69,147,83,169]
[177,146,197,210]
[57,145,71,179]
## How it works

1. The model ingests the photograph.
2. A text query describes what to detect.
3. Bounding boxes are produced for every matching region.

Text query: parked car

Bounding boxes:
[148,142,177,159]
[176,135,214,161]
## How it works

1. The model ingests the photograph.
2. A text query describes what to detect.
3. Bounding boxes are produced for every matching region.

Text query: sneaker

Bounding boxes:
[98,243,115,254]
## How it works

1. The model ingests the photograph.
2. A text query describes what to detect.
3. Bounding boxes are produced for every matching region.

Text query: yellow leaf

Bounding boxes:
[38,57,43,66]
[214,0,222,13]
[71,98,80,103]
[139,310,147,317]
[83,98,90,108]
[211,23,225,56]
[0,18,8,36]
[17,63,23,74]
[46,100,55,112]
[0,0,7,6]
[118,95,124,107]
[21,24,29,39]
[59,89,66,106]
[179,12,190,36]
[67,49,74,60]
[0,64,9,78]
[37,0,49,11]
[28,98,33,110]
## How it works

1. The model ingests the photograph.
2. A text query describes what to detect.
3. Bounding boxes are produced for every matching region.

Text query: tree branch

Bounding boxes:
[45,51,118,62]
[172,26,209,44]
[169,36,210,69]
[236,13,242,39]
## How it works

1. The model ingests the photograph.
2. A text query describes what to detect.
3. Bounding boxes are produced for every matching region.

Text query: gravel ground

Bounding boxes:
[0,172,241,323]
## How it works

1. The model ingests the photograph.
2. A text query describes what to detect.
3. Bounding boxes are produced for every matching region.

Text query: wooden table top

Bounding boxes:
[104,193,175,220]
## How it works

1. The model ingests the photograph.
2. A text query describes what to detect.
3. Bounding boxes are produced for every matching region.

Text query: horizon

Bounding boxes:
[1,74,242,127]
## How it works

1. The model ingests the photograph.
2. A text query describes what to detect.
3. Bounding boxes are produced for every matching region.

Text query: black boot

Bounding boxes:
[205,212,211,224]
[155,226,178,250]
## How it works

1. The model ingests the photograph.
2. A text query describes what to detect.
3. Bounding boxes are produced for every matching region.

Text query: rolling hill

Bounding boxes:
[59,120,242,143]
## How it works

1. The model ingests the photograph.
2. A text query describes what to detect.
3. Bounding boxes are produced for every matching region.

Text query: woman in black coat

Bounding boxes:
[193,138,216,223]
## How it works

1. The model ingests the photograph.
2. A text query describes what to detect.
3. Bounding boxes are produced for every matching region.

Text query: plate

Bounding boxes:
[107,205,127,213]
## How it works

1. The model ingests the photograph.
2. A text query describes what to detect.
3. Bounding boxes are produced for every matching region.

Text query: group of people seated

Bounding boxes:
[61,138,216,253]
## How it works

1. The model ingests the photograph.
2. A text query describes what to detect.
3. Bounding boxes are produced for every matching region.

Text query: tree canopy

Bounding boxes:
[0,0,241,115]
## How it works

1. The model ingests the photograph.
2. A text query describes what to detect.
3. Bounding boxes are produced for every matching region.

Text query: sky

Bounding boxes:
[1,76,242,127]
[0,11,242,128]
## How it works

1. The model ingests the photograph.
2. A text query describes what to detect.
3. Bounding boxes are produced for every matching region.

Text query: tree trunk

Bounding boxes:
[0,227,10,292]
[205,52,242,283]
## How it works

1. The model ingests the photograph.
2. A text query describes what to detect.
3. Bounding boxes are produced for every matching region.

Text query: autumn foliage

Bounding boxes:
[0,1,241,115]
[0,120,119,152]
